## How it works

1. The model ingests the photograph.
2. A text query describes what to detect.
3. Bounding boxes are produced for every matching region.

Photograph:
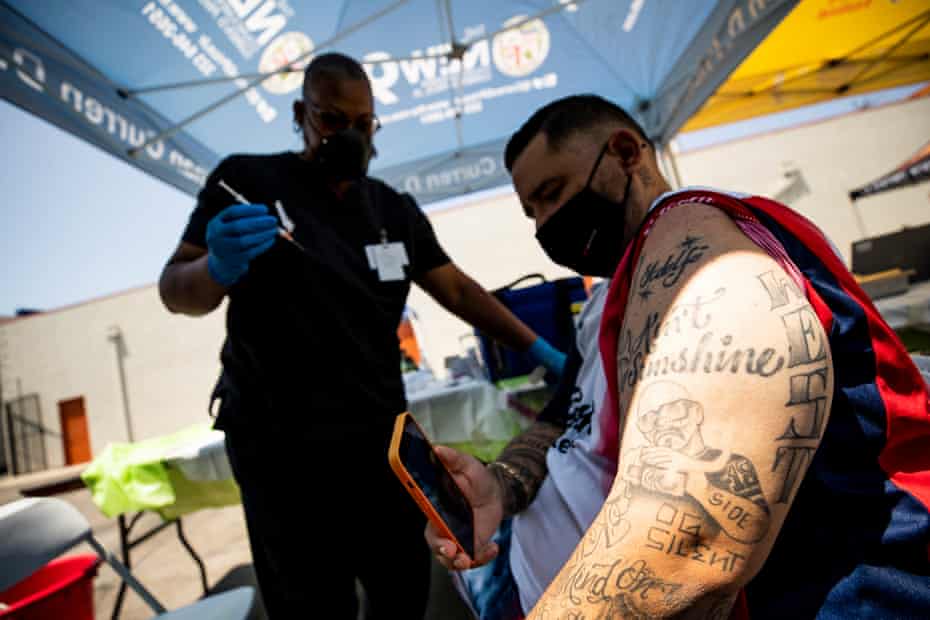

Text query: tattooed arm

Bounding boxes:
[491,421,566,516]
[528,204,834,619]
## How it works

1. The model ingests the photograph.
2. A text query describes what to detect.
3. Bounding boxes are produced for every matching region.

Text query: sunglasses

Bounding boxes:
[305,100,381,135]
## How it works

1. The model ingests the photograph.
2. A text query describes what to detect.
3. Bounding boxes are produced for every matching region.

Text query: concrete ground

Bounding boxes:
[0,467,474,619]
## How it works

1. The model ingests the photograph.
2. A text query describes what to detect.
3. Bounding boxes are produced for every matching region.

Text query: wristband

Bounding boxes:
[488,461,531,516]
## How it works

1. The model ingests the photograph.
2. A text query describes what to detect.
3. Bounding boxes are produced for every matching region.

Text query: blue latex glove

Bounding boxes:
[205,203,278,286]
[528,337,566,377]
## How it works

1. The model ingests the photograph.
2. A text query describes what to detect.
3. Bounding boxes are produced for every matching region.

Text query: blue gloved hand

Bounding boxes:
[205,203,279,286]
[528,337,566,377]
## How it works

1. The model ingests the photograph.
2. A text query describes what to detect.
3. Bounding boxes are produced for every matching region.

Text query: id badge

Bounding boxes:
[366,242,409,281]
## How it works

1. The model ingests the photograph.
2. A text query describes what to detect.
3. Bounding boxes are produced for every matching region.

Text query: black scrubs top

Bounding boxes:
[182,152,450,433]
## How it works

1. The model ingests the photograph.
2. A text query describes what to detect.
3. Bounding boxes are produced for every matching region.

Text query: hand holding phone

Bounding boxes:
[425,444,506,571]
[389,412,476,559]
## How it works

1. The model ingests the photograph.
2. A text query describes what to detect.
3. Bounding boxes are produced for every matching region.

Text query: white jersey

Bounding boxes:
[509,281,612,612]
[507,192,688,612]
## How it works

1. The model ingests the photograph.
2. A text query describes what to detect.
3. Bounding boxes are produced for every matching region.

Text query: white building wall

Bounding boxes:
[674,96,930,265]
[0,287,226,468]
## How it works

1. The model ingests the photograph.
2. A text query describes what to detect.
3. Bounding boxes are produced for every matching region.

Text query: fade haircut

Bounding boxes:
[304,52,369,91]
[504,95,650,172]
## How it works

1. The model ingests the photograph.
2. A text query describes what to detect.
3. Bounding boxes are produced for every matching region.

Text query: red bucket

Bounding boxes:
[0,554,100,620]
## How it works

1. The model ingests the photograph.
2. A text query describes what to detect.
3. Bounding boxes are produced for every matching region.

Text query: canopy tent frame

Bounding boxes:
[684,3,930,134]
[125,0,412,156]
[717,9,930,103]
[1,0,800,205]
[123,0,591,158]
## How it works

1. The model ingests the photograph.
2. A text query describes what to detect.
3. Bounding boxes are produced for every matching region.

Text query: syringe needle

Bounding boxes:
[217,179,306,253]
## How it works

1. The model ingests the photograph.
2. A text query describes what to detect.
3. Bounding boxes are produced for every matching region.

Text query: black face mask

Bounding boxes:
[535,142,632,278]
[314,126,373,181]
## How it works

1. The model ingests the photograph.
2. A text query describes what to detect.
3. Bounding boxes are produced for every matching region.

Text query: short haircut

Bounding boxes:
[303,52,369,91]
[504,95,650,172]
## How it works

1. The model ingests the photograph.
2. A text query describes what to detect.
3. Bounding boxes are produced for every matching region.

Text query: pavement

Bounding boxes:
[0,466,474,619]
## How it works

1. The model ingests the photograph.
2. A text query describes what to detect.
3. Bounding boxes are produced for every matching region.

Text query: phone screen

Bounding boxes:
[399,416,475,558]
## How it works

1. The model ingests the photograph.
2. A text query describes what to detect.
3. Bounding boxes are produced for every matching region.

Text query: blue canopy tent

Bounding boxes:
[1,0,796,206]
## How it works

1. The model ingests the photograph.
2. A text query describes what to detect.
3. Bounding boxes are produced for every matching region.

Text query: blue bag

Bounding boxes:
[476,274,588,384]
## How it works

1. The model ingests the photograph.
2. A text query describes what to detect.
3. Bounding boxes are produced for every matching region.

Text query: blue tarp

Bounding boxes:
[1,0,796,205]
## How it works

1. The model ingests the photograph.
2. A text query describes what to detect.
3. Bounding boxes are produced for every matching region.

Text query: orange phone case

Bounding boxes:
[388,412,472,559]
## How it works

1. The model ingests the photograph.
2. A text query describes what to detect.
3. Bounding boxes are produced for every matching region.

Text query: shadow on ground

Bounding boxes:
[206,555,474,620]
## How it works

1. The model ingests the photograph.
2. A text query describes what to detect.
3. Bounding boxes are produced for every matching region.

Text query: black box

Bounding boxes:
[851,222,930,283]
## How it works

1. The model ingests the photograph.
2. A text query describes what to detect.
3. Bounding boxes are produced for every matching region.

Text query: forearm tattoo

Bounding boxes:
[491,421,563,516]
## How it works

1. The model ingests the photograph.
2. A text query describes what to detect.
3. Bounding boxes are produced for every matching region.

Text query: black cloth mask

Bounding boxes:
[535,141,632,278]
[315,127,373,181]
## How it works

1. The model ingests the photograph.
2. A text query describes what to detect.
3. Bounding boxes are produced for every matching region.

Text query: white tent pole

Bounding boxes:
[656,144,672,186]
[849,198,869,239]
[659,141,683,189]
[667,145,684,189]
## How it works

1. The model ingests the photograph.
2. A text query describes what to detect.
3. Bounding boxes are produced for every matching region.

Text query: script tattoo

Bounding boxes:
[621,382,771,543]
[637,235,710,301]
[532,481,662,618]
[617,289,726,395]
[659,288,724,337]
[618,286,787,395]
[548,555,684,617]
[641,331,786,381]
[617,312,661,394]
[757,270,830,504]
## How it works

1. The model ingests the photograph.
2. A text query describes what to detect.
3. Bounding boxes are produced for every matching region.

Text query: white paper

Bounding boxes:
[374,242,407,281]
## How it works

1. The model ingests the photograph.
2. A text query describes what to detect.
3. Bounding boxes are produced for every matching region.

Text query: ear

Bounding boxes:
[292,99,305,126]
[607,128,645,170]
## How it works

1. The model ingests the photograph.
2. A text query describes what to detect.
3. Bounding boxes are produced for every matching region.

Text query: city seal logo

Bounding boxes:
[492,15,551,77]
[259,31,314,95]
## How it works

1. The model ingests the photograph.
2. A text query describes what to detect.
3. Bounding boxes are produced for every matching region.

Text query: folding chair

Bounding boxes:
[0,497,253,619]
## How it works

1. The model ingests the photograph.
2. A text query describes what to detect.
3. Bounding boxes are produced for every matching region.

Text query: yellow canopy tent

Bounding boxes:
[683,0,930,133]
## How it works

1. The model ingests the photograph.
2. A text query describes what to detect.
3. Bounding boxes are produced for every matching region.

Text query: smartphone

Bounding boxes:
[388,412,475,559]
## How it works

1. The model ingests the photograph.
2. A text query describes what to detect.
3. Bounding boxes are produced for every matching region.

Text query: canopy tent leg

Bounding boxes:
[441,0,465,153]
[656,145,671,187]
[658,143,684,190]
[849,198,869,239]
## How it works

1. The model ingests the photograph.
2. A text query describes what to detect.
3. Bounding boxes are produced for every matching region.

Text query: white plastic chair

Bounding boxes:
[0,497,253,619]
